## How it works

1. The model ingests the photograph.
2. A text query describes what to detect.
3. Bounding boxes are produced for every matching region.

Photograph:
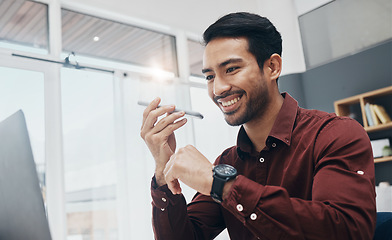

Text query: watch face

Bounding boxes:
[215,164,237,177]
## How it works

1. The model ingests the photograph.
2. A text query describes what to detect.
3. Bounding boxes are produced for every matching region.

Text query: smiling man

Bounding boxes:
[140,12,376,240]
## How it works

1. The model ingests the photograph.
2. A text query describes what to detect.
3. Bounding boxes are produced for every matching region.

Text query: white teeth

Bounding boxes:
[222,97,240,107]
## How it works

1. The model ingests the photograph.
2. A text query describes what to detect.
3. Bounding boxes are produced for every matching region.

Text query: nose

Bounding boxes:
[213,75,231,97]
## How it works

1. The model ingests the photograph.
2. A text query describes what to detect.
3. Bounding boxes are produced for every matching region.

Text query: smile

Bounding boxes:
[220,97,241,107]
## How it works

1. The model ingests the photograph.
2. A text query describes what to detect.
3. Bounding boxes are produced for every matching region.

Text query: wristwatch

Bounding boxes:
[210,164,237,203]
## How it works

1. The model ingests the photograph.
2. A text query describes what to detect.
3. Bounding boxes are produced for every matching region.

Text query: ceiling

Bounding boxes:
[0,0,48,49]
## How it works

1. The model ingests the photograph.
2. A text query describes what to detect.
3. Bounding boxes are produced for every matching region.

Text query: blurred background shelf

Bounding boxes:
[335,86,392,163]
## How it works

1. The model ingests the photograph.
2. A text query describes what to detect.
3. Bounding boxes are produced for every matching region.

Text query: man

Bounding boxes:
[140,12,376,240]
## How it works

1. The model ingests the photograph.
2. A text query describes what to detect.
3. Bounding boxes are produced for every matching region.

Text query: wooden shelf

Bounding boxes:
[374,156,392,164]
[334,86,392,163]
[364,122,392,132]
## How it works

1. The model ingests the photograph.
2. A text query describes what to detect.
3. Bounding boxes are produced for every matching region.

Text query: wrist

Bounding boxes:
[222,177,236,201]
[154,170,167,187]
[210,164,237,203]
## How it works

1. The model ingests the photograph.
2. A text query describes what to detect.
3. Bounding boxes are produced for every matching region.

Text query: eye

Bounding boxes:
[226,67,239,73]
[205,75,214,81]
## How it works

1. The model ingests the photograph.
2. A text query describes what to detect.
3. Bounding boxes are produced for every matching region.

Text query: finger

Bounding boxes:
[152,111,187,134]
[141,104,176,137]
[153,118,187,145]
[169,179,182,195]
[166,173,182,195]
[142,97,160,124]
[141,109,184,143]
[141,98,160,136]
[163,157,181,194]
[141,97,174,128]
[144,105,175,129]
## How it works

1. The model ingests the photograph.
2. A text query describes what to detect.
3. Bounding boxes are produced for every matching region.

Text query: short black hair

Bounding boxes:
[203,12,282,70]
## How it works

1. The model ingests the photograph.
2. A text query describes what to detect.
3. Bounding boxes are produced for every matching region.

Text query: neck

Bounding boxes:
[243,93,284,152]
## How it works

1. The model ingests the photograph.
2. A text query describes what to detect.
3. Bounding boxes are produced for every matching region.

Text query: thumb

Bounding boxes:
[167,179,182,195]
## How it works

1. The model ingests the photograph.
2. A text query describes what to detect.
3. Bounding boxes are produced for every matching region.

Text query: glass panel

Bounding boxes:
[61,68,117,240]
[61,9,178,75]
[0,66,46,197]
[299,0,392,69]
[0,0,49,54]
[188,39,204,78]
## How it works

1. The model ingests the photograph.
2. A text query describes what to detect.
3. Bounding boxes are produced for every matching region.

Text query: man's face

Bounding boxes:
[202,37,270,126]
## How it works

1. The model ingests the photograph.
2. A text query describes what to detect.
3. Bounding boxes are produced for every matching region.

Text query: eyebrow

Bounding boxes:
[202,58,244,74]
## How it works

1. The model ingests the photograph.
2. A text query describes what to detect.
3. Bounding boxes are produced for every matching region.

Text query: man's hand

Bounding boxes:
[164,145,214,195]
[140,97,187,186]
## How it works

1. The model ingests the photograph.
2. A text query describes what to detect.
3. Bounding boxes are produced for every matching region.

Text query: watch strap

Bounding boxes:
[210,174,226,203]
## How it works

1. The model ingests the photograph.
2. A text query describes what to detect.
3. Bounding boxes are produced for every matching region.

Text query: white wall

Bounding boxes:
[294,0,334,15]
[258,0,306,75]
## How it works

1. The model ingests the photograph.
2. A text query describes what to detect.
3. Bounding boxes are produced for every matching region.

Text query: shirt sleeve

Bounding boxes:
[150,177,225,240]
[221,118,376,240]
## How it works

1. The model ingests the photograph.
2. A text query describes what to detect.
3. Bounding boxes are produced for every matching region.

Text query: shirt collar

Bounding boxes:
[236,92,298,155]
[268,92,298,146]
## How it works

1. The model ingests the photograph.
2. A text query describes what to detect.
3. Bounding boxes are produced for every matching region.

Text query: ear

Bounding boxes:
[265,53,282,82]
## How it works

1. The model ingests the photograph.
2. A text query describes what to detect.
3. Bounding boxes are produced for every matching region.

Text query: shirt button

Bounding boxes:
[250,213,257,220]
[236,204,243,212]
[259,157,265,163]
[357,170,364,175]
[271,142,277,148]
[162,197,167,202]
[161,208,165,211]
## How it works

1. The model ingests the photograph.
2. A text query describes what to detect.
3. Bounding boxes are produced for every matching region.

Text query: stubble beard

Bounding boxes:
[224,84,270,126]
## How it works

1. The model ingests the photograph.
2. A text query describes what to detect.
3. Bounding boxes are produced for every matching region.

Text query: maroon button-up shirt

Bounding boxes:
[151,93,376,240]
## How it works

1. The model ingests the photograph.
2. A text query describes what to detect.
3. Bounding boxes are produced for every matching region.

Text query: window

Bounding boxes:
[61,9,178,75]
[61,68,117,239]
[0,66,45,195]
[188,39,204,78]
[0,0,49,54]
